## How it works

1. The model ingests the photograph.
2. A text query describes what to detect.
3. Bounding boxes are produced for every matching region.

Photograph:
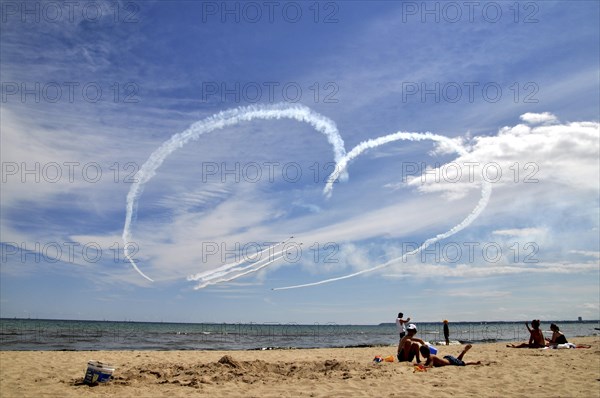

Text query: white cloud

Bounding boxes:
[154,184,231,213]
[445,290,511,298]
[520,112,558,125]
[581,302,599,310]
[493,228,546,237]
[568,250,600,259]
[406,115,599,198]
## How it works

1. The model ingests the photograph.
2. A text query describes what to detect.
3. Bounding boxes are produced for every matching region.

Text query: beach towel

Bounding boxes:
[543,343,591,349]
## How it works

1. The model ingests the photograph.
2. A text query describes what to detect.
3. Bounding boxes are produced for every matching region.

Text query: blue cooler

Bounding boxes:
[426,344,438,355]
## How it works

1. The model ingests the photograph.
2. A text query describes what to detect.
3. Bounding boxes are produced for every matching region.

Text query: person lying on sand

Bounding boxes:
[397,324,426,363]
[507,319,545,348]
[419,344,482,367]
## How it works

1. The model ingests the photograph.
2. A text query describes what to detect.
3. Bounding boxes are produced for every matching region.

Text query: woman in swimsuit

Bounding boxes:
[546,323,568,346]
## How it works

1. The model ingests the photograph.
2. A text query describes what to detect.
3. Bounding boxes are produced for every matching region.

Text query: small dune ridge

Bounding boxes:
[107,355,392,388]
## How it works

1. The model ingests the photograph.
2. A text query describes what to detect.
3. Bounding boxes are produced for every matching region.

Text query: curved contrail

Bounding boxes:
[123,103,347,282]
[323,131,467,197]
[274,132,492,290]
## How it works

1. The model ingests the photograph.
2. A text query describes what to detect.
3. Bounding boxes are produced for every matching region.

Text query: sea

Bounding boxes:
[1,319,598,351]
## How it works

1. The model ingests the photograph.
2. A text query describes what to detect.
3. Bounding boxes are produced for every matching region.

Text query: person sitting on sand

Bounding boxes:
[419,344,481,367]
[397,324,425,363]
[546,323,568,346]
[507,319,545,348]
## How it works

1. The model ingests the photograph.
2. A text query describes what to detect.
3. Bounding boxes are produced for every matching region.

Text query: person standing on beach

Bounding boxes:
[443,320,450,345]
[396,312,411,339]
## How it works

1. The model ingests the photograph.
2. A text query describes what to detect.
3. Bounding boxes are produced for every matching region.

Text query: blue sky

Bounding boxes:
[1,1,599,324]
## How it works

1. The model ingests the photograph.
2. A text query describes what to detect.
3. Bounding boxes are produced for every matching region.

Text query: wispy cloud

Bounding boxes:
[520,112,558,125]
[384,261,599,279]
[445,289,511,298]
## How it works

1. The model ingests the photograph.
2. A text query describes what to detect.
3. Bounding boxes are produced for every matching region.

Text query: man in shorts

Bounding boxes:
[419,344,482,367]
[397,324,425,363]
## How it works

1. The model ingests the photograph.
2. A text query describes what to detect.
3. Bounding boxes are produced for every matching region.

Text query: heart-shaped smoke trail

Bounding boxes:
[123,104,347,282]
[273,132,492,290]
[123,103,491,289]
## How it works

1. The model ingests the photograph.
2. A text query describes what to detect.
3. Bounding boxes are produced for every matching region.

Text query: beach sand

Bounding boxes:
[1,337,598,397]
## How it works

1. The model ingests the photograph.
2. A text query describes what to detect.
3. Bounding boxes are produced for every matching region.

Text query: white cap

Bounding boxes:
[407,323,417,331]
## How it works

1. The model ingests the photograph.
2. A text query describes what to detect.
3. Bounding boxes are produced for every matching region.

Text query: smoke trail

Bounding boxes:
[193,253,288,290]
[323,131,466,197]
[274,132,492,290]
[192,252,282,286]
[190,243,288,284]
[122,104,346,282]
[187,237,293,282]
[190,241,301,289]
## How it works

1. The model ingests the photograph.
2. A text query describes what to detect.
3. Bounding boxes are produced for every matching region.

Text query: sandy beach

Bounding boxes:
[1,336,598,397]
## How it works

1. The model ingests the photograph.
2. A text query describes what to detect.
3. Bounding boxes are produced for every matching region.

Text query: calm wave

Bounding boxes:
[1,319,598,351]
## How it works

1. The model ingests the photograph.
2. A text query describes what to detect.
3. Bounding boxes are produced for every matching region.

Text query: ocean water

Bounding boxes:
[1,319,598,351]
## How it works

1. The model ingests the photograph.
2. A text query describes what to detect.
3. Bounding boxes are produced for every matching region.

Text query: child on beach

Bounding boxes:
[507,319,545,348]
[419,344,481,367]
[397,324,425,363]
[396,313,411,339]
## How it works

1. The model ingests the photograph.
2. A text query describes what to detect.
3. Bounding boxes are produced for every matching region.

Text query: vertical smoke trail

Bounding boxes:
[122,104,347,282]
[274,132,492,290]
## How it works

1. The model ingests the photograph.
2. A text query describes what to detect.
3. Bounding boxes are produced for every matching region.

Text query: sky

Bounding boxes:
[1,0,599,325]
